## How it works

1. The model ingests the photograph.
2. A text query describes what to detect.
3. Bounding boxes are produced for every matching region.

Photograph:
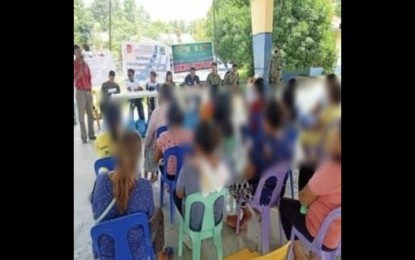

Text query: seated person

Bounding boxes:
[101,70,121,97]
[184,67,200,87]
[94,99,122,158]
[90,131,173,260]
[126,68,145,121]
[299,74,341,190]
[153,102,193,180]
[279,121,341,260]
[227,99,292,230]
[281,77,300,153]
[241,77,266,140]
[174,122,230,248]
[144,84,175,182]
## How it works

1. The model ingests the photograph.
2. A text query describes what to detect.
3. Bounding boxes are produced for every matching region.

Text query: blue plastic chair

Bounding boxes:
[91,213,155,260]
[94,157,116,176]
[235,162,291,254]
[156,125,168,139]
[135,119,148,138]
[287,207,341,260]
[159,146,187,224]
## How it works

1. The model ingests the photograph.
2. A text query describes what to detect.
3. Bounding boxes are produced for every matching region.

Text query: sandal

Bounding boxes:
[163,247,174,260]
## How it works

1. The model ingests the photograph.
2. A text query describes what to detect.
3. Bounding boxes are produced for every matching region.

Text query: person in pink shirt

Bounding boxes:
[279,121,341,260]
[154,102,193,180]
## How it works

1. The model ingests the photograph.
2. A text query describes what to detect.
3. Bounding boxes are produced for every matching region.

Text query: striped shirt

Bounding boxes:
[74,58,92,90]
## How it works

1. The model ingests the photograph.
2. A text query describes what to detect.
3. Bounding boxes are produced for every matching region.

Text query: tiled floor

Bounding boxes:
[74,80,326,260]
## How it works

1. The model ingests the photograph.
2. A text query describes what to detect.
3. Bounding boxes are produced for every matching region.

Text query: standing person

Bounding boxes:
[184,67,200,87]
[223,64,239,91]
[91,131,173,260]
[269,48,283,86]
[146,71,160,119]
[206,62,222,95]
[164,71,176,88]
[74,44,96,144]
[126,69,145,121]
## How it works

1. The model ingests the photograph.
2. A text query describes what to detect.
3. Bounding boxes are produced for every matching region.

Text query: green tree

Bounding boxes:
[74,0,93,45]
[189,19,209,41]
[333,0,341,17]
[206,0,253,75]
[90,0,109,32]
[274,0,336,71]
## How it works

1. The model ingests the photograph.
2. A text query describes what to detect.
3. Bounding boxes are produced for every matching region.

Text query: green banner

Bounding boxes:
[172,42,214,73]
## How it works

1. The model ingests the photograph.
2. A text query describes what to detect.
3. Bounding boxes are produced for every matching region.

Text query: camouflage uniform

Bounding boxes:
[223,71,240,91]
[269,48,283,86]
[206,72,222,87]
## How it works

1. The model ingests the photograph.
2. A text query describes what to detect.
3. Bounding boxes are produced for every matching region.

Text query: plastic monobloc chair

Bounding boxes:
[156,125,168,139]
[94,156,115,176]
[287,207,341,260]
[91,213,155,260]
[178,189,228,260]
[160,146,186,224]
[235,162,291,254]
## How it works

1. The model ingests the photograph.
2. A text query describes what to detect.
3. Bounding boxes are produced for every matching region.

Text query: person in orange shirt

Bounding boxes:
[279,121,341,260]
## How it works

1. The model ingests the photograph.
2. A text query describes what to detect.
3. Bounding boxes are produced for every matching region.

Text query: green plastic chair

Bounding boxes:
[178,188,228,260]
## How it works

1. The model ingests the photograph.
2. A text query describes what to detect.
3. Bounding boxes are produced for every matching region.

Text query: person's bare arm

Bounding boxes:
[153,144,163,163]
[243,161,256,180]
[176,188,185,199]
[299,185,318,206]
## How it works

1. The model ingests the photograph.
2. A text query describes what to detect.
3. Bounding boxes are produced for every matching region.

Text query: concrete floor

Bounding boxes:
[74,79,326,260]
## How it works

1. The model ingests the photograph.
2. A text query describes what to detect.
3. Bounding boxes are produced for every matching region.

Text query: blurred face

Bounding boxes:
[190,69,195,76]
[74,48,82,58]
[212,65,217,73]
[109,75,115,82]
[167,74,172,81]
[128,71,134,80]
[232,66,237,73]
[150,74,156,82]
[262,119,274,135]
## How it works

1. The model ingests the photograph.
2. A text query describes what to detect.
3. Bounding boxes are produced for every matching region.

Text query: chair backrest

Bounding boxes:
[90,213,155,260]
[94,157,115,176]
[156,125,168,139]
[184,189,227,232]
[163,146,186,182]
[135,119,148,137]
[251,161,291,207]
[312,207,341,250]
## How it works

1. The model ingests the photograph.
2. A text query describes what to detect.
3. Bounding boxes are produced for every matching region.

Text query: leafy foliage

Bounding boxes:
[274,0,336,71]
[206,0,254,75]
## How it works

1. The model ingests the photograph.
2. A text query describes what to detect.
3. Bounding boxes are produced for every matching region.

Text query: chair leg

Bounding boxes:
[160,177,164,207]
[261,207,270,254]
[192,234,201,260]
[278,211,284,245]
[235,201,241,234]
[178,218,184,257]
[289,170,294,199]
[169,185,175,224]
[213,231,223,260]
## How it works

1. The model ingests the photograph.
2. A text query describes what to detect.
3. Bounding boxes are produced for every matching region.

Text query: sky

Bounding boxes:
[84,0,213,22]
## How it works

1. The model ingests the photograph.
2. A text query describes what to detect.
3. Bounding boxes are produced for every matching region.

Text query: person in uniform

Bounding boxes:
[269,47,283,87]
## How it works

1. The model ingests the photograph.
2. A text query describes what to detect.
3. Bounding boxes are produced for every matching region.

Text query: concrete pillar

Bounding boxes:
[251,0,274,94]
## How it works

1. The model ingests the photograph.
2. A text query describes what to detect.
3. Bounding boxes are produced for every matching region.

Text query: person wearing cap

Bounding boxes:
[223,64,239,91]
[184,67,200,87]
